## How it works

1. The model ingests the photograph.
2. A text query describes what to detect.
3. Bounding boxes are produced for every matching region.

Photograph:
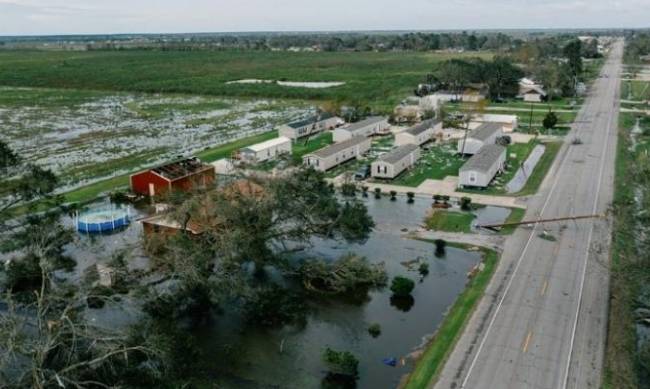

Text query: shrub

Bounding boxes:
[374,188,382,199]
[433,194,442,203]
[322,348,359,377]
[434,239,447,257]
[419,262,429,276]
[389,190,397,201]
[407,192,415,204]
[361,186,369,197]
[368,323,382,338]
[460,196,472,211]
[340,182,357,197]
[390,276,415,297]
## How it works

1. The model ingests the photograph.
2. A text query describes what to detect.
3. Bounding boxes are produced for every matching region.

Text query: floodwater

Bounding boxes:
[56,196,484,389]
[471,206,512,232]
[506,144,546,193]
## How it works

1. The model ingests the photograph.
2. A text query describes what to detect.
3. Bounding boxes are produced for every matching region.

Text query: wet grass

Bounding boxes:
[497,208,526,235]
[291,132,334,162]
[603,112,650,389]
[0,50,492,113]
[392,143,466,187]
[512,141,562,196]
[621,80,650,101]
[425,210,474,233]
[404,244,498,389]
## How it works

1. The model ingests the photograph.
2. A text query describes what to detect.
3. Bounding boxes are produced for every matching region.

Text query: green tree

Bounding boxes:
[543,111,559,133]
[486,56,524,100]
[390,276,415,297]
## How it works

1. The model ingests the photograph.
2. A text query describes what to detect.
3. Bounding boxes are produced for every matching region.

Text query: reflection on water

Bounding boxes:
[57,196,485,389]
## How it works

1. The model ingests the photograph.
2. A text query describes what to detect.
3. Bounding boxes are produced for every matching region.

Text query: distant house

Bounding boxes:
[472,114,518,133]
[278,113,343,140]
[371,144,421,179]
[393,104,424,123]
[432,85,488,104]
[332,116,390,142]
[238,136,292,163]
[395,119,443,147]
[458,145,507,188]
[303,136,371,171]
[130,157,215,197]
[518,78,547,102]
[457,122,503,155]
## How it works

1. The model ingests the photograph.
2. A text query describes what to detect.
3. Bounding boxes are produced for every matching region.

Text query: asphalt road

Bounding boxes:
[432,40,623,389]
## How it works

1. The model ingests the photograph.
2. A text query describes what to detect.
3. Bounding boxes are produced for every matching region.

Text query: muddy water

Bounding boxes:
[55,196,484,389]
[199,196,483,389]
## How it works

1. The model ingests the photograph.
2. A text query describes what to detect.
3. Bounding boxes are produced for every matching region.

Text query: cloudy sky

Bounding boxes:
[0,0,648,36]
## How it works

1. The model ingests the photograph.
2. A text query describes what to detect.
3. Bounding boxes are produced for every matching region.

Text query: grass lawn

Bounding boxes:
[392,143,465,187]
[197,130,278,162]
[291,132,333,162]
[512,141,562,196]
[425,210,475,233]
[603,112,650,389]
[0,50,492,113]
[621,80,650,101]
[404,244,498,389]
[498,207,527,235]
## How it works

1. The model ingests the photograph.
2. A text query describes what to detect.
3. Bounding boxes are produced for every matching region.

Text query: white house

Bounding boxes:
[333,116,390,142]
[303,136,371,172]
[472,114,519,133]
[278,113,343,140]
[395,119,443,147]
[458,144,507,188]
[518,78,547,102]
[457,122,503,155]
[371,144,421,179]
[239,136,292,163]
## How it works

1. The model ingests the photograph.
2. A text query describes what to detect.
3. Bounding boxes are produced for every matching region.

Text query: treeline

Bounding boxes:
[80,32,516,52]
[624,32,650,63]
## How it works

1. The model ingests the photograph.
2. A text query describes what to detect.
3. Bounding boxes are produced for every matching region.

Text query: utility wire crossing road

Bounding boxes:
[432,40,623,389]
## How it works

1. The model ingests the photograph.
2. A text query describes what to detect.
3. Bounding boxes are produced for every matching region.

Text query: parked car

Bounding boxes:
[354,165,371,180]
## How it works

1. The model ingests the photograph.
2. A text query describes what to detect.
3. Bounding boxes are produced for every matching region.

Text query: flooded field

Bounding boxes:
[53,195,485,389]
[0,86,311,190]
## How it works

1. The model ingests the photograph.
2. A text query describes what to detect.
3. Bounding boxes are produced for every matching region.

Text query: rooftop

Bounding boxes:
[241,136,291,153]
[306,136,369,159]
[377,144,419,164]
[405,118,441,136]
[341,116,387,133]
[287,112,335,129]
[460,144,506,173]
[151,157,212,181]
[468,122,502,141]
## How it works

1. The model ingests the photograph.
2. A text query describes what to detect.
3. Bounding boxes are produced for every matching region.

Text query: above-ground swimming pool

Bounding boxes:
[76,207,130,233]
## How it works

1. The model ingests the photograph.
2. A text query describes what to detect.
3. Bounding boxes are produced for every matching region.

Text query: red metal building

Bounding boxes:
[130,157,215,197]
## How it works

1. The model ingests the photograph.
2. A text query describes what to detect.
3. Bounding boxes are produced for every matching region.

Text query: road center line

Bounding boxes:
[523,331,533,353]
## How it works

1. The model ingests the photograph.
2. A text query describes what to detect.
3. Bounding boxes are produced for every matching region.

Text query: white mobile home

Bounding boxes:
[371,144,421,179]
[333,116,390,142]
[395,119,442,147]
[472,114,519,133]
[457,122,503,155]
[458,145,507,188]
[303,136,371,172]
[239,136,292,163]
[278,113,342,140]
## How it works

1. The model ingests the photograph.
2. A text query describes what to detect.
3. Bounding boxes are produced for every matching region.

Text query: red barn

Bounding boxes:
[130,157,215,197]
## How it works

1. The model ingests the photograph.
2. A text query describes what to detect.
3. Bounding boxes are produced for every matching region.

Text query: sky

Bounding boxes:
[0,0,648,36]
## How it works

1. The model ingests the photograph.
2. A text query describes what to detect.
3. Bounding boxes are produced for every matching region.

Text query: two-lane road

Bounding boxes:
[433,40,623,389]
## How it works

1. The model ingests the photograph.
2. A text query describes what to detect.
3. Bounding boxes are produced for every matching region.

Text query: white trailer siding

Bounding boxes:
[239,136,292,163]
[303,137,371,171]
[457,122,503,155]
[395,119,442,147]
[472,114,518,133]
[332,116,390,142]
[278,115,342,140]
[371,144,421,179]
[458,145,506,188]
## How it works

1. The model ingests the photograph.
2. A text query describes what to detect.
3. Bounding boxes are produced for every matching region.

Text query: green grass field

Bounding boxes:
[425,210,475,233]
[0,50,492,113]
[392,143,465,187]
[405,244,498,389]
[621,80,650,101]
